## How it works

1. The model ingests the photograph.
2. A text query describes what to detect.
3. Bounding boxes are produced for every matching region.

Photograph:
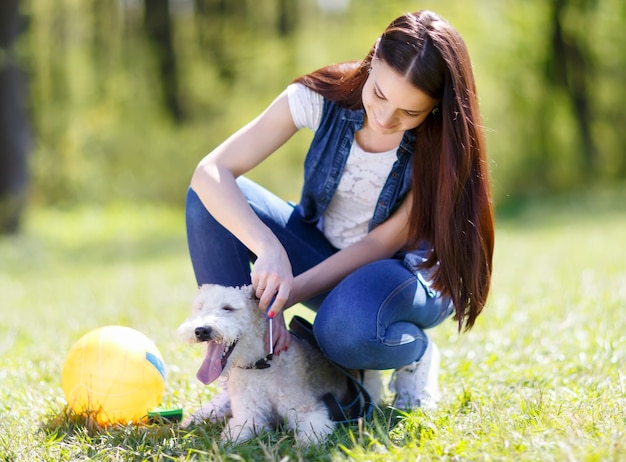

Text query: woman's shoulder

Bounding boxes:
[287,82,324,104]
[286,83,324,131]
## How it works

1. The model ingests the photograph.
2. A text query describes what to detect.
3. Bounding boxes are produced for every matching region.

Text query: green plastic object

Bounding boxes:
[148,408,183,423]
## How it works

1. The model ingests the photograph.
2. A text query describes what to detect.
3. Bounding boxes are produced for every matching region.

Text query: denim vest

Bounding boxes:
[296,98,416,231]
[295,98,443,299]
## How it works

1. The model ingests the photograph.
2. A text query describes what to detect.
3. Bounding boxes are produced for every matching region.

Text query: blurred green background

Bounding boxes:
[1,0,625,231]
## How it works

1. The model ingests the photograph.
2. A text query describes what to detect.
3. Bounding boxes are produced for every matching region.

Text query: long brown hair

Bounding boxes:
[294,11,494,331]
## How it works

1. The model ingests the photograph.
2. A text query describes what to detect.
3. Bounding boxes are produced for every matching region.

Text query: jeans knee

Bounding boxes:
[186,188,206,220]
[313,313,368,368]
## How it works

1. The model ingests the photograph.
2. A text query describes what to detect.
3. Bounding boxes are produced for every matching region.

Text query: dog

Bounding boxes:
[178,284,381,445]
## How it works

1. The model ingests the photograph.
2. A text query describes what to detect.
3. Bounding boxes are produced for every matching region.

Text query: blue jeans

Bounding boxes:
[185,178,453,370]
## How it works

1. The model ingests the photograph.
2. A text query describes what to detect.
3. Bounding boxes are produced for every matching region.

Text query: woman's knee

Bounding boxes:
[313,311,372,368]
[312,281,379,367]
[186,187,212,227]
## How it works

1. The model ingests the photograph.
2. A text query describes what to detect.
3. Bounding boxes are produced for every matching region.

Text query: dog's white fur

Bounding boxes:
[178,284,381,445]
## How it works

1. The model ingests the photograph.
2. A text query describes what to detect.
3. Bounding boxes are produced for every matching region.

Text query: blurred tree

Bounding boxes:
[277,0,298,36]
[144,0,184,123]
[92,0,116,99]
[194,0,243,83]
[545,0,596,171]
[0,0,30,234]
[16,0,626,207]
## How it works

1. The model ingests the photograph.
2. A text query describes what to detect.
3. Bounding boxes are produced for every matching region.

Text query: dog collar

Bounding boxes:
[240,317,275,370]
[241,353,273,370]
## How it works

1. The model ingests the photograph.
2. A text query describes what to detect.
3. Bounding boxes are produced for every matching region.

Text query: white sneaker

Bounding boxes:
[390,338,441,411]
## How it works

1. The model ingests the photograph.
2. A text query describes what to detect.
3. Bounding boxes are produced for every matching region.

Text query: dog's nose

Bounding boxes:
[194,326,212,341]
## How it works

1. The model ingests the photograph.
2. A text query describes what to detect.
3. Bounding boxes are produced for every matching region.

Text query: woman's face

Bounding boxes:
[362,58,438,135]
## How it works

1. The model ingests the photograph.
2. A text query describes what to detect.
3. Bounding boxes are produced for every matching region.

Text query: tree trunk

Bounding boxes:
[547,0,596,172]
[144,0,184,123]
[0,0,30,234]
[277,0,298,37]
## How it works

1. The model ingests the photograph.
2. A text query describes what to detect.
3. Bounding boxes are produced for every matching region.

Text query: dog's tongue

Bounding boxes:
[196,342,224,385]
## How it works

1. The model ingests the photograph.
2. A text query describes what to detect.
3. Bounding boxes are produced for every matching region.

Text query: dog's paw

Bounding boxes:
[221,419,260,444]
[295,427,333,446]
[183,390,232,427]
[288,410,335,446]
[181,414,202,428]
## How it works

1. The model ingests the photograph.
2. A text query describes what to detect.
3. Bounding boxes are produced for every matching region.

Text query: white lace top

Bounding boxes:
[287,83,398,249]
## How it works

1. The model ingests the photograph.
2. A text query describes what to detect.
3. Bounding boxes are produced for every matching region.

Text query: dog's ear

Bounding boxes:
[240,284,256,301]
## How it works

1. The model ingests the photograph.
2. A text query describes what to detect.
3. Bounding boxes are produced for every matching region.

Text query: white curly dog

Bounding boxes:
[178,284,381,445]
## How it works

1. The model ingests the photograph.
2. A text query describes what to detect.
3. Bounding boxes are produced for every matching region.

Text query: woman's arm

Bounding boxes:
[270,194,413,317]
[190,90,299,312]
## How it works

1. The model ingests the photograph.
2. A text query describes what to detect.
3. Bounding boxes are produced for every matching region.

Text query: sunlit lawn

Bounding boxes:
[1,187,625,461]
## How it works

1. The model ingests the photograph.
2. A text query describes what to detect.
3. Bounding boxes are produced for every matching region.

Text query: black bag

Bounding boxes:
[288,315,375,425]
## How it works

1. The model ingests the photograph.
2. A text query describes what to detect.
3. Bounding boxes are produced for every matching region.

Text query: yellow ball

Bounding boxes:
[61,326,166,425]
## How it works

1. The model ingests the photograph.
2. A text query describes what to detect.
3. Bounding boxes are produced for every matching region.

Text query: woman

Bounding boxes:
[186,10,494,413]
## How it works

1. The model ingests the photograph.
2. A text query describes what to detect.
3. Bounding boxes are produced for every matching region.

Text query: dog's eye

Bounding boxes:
[221,305,235,312]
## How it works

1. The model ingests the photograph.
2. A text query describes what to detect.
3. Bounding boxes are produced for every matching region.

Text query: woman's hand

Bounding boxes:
[264,310,291,355]
[250,244,293,317]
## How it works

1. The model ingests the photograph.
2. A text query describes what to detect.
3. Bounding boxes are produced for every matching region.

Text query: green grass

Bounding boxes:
[1,187,625,461]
